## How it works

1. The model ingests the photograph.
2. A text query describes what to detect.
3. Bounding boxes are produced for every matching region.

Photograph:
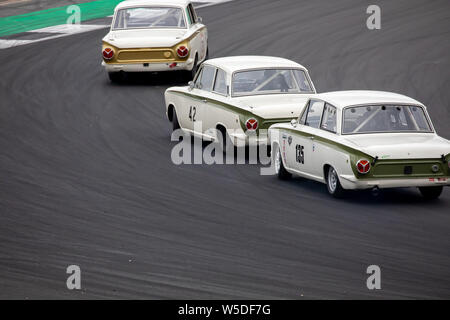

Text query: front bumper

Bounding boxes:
[102,58,194,73]
[339,174,450,190]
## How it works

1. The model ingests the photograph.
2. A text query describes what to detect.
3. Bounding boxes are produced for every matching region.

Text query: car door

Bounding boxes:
[186,3,207,62]
[199,68,231,139]
[187,64,215,134]
[310,103,338,178]
[286,99,325,178]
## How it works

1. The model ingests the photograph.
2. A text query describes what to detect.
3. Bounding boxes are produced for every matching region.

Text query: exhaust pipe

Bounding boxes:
[372,186,380,197]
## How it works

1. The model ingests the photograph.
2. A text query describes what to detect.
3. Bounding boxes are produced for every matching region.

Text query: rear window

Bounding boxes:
[343,105,432,134]
[113,7,186,30]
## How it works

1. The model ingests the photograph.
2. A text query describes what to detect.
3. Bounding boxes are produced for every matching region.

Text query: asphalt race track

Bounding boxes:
[1,0,449,299]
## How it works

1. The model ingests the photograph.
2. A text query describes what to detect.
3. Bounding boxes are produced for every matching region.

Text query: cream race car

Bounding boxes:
[269,91,450,199]
[165,56,316,148]
[102,0,208,82]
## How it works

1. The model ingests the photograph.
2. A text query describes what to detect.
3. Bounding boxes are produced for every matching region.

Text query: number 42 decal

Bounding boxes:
[189,106,197,122]
[296,144,304,164]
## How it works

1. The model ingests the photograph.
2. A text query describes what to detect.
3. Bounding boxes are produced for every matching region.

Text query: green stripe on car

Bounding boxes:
[279,127,450,179]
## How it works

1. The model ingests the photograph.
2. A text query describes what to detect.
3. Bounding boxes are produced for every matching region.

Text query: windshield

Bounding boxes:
[113,7,186,30]
[342,105,432,134]
[232,68,314,97]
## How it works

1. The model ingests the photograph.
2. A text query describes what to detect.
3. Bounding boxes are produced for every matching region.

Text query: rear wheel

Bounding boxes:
[326,166,345,198]
[108,72,123,83]
[187,54,198,80]
[274,145,291,180]
[418,186,443,200]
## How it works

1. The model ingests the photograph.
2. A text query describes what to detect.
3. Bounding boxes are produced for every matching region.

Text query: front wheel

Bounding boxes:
[274,145,291,180]
[326,166,346,198]
[172,109,180,131]
[418,186,443,200]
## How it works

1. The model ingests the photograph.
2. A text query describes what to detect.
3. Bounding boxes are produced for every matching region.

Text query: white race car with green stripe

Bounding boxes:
[164,56,316,147]
[269,91,450,199]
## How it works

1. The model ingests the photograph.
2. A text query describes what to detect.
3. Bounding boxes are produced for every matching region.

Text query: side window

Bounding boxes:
[188,4,198,23]
[185,7,193,25]
[197,65,215,91]
[213,69,227,95]
[299,100,310,124]
[320,103,337,133]
[194,67,203,87]
[305,100,325,129]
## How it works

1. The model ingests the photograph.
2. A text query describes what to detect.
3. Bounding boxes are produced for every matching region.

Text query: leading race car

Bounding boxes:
[164,56,316,148]
[269,91,450,199]
[102,0,208,82]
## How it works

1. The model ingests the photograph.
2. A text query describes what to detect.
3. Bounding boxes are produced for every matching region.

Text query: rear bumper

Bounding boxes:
[339,174,450,190]
[229,132,269,146]
[102,58,194,72]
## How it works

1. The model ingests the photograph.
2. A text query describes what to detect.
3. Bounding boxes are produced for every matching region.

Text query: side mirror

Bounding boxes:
[290,119,298,128]
[196,16,203,23]
[188,81,195,91]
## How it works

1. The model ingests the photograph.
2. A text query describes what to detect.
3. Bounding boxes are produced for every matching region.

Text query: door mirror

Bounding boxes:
[188,81,195,91]
[196,16,203,23]
[290,119,298,128]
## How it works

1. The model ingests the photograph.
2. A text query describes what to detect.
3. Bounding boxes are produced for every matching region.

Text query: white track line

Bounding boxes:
[0,24,109,49]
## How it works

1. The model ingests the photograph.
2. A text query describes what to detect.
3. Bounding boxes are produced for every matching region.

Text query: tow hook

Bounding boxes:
[372,186,380,197]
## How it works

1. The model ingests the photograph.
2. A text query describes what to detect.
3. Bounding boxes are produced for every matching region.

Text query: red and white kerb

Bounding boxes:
[356,159,371,174]
[102,48,114,60]
[245,118,258,131]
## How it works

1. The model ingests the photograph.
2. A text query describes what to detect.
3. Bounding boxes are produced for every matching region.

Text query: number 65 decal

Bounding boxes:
[189,106,197,122]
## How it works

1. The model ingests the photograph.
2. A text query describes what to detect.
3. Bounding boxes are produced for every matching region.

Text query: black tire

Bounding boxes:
[172,109,180,131]
[217,127,233,154]
[187,54,198,80]
[418,186,443,200]
[326,166,346,198]
[274,145,291,180]
[108,72,123,83]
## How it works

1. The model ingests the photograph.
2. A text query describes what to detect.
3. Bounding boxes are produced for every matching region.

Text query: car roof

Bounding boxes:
[311,90,425,109]
[204,56,309,74]
[115,0,190,10]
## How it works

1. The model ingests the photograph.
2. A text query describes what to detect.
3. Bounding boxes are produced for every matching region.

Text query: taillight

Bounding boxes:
[102,47,114,60]
[245,118,258,131]
[176,46,189,58]
[356,159,371,174]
